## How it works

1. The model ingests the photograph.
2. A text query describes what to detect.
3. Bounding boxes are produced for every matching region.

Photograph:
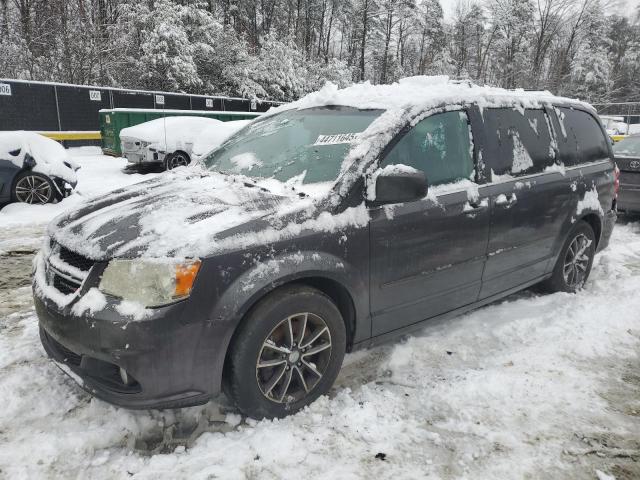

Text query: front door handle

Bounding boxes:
[495,193,517,207]
[464,198,489,213]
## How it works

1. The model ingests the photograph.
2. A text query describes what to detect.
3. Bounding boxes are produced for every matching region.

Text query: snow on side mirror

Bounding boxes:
[368,164,428,206]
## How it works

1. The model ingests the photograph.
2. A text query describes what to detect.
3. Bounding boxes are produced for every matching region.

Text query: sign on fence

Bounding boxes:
[0,83,12,96]
[155,95,165,106]
[89,90,102,101]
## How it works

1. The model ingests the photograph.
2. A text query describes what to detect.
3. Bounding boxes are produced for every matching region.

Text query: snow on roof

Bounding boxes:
[269,76,592,115]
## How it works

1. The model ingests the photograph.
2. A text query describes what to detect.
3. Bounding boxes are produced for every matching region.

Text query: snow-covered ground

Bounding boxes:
[0,149,639,479]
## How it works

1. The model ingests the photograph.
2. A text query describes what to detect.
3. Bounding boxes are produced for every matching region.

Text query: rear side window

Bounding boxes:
[483,108,555,179]
[553,107,610,166]
[382,110,474,186]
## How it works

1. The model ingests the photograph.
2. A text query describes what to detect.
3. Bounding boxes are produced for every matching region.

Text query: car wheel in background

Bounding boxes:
[11,171,59,205]
[224,285,346,419]
[540,220,596,293]
[164,151,190,170]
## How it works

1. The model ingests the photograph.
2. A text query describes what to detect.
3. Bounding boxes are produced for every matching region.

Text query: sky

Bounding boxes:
[440,0,640,21]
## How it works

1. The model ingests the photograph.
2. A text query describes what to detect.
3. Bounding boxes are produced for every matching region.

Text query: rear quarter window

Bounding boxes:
[482,108,556,179]
[553,107,610,166]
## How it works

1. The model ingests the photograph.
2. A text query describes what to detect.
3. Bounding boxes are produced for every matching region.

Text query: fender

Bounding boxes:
[202,248,370,395]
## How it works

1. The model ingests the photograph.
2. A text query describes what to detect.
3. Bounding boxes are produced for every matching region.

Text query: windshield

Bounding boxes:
[613,136,640,157]
[203,107,383,184]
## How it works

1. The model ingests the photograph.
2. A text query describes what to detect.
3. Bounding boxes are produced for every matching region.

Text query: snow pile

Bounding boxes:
[1,223,639,478]
[0,131,78,184]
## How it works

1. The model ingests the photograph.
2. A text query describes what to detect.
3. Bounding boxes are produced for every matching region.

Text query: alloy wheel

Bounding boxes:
[256,312,332,404]
[563,233,591,288]
[14,175,52,204]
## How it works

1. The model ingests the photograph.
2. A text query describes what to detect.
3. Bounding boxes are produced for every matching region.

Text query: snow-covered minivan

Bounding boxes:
[33,77,617,419]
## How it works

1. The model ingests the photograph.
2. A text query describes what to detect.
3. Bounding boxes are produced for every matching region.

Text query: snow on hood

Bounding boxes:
[47,168,363,260]
[119,117,223,150]
[0,131,78,184]
[191,120,252,160]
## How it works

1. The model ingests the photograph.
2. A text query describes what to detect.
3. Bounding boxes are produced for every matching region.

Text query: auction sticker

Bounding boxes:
[0,83,11,96]
[314,132,360,146]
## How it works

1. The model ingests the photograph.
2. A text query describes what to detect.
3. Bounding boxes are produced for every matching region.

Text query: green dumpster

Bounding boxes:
[99,108,263,156]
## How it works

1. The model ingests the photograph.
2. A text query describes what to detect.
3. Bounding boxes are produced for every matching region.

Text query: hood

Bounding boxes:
[48,169,310,260]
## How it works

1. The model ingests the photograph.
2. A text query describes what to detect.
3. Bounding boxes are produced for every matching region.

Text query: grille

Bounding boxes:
[58,245,95,272]
[53,273,81,295]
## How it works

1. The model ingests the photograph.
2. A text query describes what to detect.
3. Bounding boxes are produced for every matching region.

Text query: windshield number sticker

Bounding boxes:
[155,95,165,106]
[314,132,360,146]
[0,83,11,96]
[89,90,101,101]
[205,98,213,108]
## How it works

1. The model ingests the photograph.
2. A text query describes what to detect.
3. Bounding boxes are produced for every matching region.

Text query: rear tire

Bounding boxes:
[164,151,190,171]
[540,220,596,293]
[11,171,59,204]
[224,285,346,419]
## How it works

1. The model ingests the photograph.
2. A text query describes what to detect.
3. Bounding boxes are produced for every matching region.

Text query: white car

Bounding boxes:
[119,117,250,170]
[0,131,79,205]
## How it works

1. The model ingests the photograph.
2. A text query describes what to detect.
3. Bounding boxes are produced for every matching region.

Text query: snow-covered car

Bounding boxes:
[34,77,617,419]
[120,117,249,170]
[191,120,251,161]
[0,131,79,205]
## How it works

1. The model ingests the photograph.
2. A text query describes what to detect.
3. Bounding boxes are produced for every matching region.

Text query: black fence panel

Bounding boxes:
[155,93,191,110]
[0,79,283,132]
[223,98,251,112]
[254,101,275,112]
[57,85,111,131]
[190,95,224,111]
[111,90,154,109]
[0,81,59,130]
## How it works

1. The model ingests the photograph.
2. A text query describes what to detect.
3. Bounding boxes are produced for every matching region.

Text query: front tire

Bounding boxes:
[12,171,59,204]
[541,220,596,293]
[224,285,346,419]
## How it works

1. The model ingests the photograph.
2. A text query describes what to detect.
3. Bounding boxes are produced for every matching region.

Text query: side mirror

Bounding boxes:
[370,165,428,205]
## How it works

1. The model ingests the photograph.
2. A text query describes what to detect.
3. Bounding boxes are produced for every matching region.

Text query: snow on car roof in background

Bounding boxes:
[0,131,77,185]
[119,116,224,144]
[192,120,252,159]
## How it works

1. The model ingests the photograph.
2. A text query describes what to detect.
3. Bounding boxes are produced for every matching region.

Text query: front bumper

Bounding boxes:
[35,291,217,409]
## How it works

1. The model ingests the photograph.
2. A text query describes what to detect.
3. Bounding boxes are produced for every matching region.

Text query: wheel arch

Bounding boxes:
[219,273,359,395]
[577,212,602,247]
[228,275,357,353]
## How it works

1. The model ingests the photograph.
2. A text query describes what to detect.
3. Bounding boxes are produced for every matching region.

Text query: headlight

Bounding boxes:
[99,258,201,307]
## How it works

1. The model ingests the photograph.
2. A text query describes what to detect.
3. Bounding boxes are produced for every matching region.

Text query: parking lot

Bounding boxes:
[0,149,638,479]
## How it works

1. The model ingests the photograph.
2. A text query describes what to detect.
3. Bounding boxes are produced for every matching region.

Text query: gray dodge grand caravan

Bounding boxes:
[33,78,617,419]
